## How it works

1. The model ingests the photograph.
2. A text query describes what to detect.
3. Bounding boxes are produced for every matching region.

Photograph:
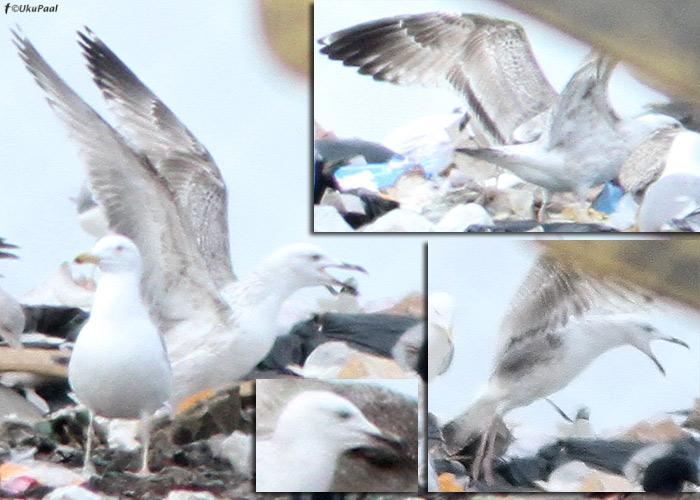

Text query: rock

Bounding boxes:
[360,208,435,232]
[384,169,441,213]
[167,383,254,445]
[437,203,493,231]
[313,206,354,232]
[0,386,43,424]
[207,431,252,477]
[43,485,115,500]
[320,190,366,216]
[164,491,219,500]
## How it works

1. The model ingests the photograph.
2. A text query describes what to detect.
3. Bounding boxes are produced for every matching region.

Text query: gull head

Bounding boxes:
[263,243,367,291]
[74,234,142,274]
[276,390,400,452]
[428,291,455,335]
[624,322,690,375]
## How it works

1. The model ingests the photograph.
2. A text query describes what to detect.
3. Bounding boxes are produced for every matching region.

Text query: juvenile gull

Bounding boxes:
[441,254,690,484]
[319,13,680,218]
[427,291,455,382]
[0,239,24,349]
[69,234,171,475]
[14,29,366,409]
[255,390,400,492]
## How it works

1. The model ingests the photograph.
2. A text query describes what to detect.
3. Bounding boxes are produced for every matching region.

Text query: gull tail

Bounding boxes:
[456,146,545,175]
[441,394,499,455]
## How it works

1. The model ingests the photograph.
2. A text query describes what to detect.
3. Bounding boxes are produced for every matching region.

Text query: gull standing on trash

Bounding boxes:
[442,254,690,484]
[14,29,367,410]
[69,234,171,475]
[256,390,400,492]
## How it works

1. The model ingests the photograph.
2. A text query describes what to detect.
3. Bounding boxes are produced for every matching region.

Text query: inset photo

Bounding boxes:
[314,0,700,233]
[255,378,419,492]
[428,240,700,493]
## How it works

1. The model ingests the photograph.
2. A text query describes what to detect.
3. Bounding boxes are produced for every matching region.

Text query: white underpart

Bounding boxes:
[68,238,171,420]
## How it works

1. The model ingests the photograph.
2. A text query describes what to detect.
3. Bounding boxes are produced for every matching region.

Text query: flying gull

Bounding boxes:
[14,29,367,409]
[69,234,172,475]
[0,239,24,349]
[255,390,401,492]
[441,254,690,484]
[318,13,680,219]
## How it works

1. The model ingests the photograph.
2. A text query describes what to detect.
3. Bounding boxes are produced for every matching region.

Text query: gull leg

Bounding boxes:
[81,412,96,477]
[482,418,499,485]
[537,190,551,223]
[137,411,152,475]
[470,415,496,482]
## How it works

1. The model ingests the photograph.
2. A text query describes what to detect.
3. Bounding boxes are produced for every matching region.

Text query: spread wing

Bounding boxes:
[496,253,654,360]
[319,12,557,145]
[14,30,231,327]
[78,28,235,288]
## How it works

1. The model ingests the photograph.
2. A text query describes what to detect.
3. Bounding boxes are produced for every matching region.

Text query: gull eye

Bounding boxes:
[336,409,352,420]
[116,245,124,252]
[311,254,322,262]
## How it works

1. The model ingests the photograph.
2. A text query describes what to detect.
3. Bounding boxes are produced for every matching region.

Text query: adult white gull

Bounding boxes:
[255,390,400,492]
[441,253,689,484]
[69,234,171,475]
[318,13,681,219]
[14,28,366,409]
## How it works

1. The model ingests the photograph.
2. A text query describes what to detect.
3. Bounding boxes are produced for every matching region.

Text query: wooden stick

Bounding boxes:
[0,346,68,378]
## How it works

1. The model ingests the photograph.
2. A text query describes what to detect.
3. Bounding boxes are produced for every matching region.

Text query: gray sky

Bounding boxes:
[429,240,700,451]
[0,1,423,304]
[314,0,669,145]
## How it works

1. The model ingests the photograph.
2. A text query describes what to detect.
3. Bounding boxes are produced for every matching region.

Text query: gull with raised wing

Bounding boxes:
[14,28,367,410]
[318,13,680,219]
[441,254,689,484]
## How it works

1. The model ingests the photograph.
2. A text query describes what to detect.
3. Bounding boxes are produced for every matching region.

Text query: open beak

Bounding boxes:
[367,429,405,453]
[74,251,101,265]
[661,335,690,350]
[321,261,368,288]
[638,335,690,376]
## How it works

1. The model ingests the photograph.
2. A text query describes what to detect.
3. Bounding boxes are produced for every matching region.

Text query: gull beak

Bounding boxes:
[660,335,690,350]
[321,261,368,288]
[74,251,100,265]
[637,334,689,376]
[376,432,404,451]
[637,342,667,375]
[365,427,404,453]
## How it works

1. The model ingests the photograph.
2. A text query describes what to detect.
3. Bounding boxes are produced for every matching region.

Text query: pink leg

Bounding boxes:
[483,418,499,485]
[470,415,497,483]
